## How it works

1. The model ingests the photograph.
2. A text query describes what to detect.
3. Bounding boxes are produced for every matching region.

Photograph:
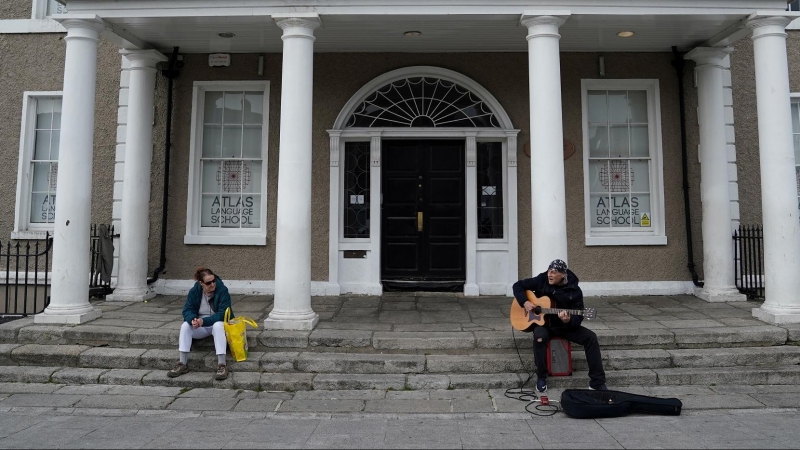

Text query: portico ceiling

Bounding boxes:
[62,1,792,53]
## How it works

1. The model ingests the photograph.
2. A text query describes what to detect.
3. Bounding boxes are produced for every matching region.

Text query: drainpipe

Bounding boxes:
[672,46,704,288]
[148,47,181,284]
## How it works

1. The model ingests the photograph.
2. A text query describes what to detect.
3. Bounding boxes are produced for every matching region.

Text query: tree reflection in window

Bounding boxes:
[347,77,500,128]
[477,142,503,238]
[344,142,370,238]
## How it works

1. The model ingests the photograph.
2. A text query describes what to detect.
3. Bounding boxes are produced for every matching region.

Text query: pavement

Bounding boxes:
[0,382,799,448]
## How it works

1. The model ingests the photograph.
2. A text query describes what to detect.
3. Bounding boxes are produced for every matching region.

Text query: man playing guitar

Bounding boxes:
[512,259,608,393]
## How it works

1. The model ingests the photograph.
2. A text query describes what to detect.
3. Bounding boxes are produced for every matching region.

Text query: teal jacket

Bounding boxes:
[182,277,233,327]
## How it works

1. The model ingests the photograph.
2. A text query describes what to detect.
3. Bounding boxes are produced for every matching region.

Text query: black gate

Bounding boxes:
[1,224,114,317]
[732,224,764,300]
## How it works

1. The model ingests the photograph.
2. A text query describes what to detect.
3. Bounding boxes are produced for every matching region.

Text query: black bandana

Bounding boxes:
[548,259,568,274]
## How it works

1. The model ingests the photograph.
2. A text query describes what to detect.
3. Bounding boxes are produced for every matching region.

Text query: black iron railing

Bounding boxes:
[732,224,764,300]
[1,224,115,317]
[1,233,53,316]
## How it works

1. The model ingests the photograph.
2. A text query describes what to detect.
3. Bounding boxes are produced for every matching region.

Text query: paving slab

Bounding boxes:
[79,347,147,369]
[10,344,90,367]
[258,331,310,348]
[0,382,62,394]
[449,373,521,389]
[105,385,183,396]
[672,326,788,348]
[0,344,21,365]
[312,374,405,391]
[142,371,214,389]
[364,399,452,413]
[128,328,178,346]
[53,385,111,395]
[168,397,239,411]
[16,325,69,344]
[0,317,34,340]
[259,351,300,372]
[0,393,84,407]
[372,331,475,350]
[51,367,109,384]
[63,326,136,344]
[667,346,800,367]
[278,399,365,413]
[406,374,450,390]
[426,354,528,373]
[308,329,373,347]
[99,369,151,385]
[233,399,282,412]
[296,352,425,374]
[260,372,314,391]
[0,365,58,383]
[76,394,175,410]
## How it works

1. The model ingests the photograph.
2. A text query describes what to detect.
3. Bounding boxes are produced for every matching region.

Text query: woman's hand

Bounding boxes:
[558,311,570,323]
[191,318,202,329]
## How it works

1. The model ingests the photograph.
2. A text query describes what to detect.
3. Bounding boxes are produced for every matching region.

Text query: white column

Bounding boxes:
[107,50,167,302]
[684,47,747,303]
[747,15,800,323]
[464,134,479,296]
[521,13,570,274]
[265,14,320,330]
[327,131,342,295]
[369,133,383,295]
[36,18,106,324]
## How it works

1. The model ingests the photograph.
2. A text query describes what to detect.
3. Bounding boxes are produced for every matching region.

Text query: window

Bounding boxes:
[792,98,800,211]
[477,142,503,239]
[13,93,62,239]
[582,79,666,245]
[185,81,269,245]
[789,0,800,11]
[343,142,370,239]
[46,0,67,15]
[30,0,67,19]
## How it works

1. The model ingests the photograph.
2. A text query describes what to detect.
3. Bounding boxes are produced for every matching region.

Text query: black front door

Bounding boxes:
[381,140,466,291]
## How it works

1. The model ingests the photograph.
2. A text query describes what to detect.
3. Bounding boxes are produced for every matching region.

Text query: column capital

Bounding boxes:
[684,47,733,68]
[54,14,106,33]
[746,14,794,39]
[520,11,570,31]
[120,49,168,70]
[273,13,321,39]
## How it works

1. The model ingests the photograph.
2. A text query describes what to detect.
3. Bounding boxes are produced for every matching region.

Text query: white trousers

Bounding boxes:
[179,321,227,355]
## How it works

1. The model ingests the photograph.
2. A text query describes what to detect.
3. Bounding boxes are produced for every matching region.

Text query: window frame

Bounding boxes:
[790,93,800,211]
[184,81,270,246]
[13,91,63,240]
[581,79,667,246]
[31,0,66,19]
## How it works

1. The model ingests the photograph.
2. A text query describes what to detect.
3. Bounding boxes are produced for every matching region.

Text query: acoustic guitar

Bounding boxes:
[509,290,597,331]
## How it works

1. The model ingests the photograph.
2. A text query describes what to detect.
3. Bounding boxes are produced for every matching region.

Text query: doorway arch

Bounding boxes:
[327,66,519,296]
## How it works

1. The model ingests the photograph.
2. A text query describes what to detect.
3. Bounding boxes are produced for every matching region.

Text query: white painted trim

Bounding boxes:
[581,79,668,246]
[337,129,519,138]
[0,19,65,34]
[13,92,63,238]
[184,81,270,245]
[149,278,340,296]
[0,271,52,285]
[581,280,697,296]
[10,231,51,240]
[332,66,514,130]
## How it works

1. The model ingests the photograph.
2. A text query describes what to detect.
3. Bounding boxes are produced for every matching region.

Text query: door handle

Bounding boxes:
[417,211,423,232]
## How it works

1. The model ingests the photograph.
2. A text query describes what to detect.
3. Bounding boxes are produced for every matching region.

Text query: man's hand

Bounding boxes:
[558,311,570,323]
[523,301,534,312]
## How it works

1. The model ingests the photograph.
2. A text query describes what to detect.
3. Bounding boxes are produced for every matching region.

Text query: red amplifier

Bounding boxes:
[546,337,573,376]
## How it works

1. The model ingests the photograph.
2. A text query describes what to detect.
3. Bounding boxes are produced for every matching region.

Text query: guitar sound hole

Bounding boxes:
[533,306,542,315]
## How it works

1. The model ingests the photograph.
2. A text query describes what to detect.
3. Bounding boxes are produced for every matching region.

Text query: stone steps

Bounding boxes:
[2,322,794,351]
[1,364,799,392]
[2,343,798,374]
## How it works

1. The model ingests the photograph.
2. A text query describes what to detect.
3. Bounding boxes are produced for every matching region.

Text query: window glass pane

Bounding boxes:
[794,135,800,163]
[32,162,51,192]
[609,194,635,228]
[52,100,62,129]
[630,160,650,193]
[222,125,242,158]
[202,125,222,158]
[201,160,220,193]
[223,92,243,125]
[30,193,56,224]
[587,125,609,158]
[47,0,67,14]
[241,160,262,194]
[609,125,629,158]
[607,91,628,123]
[201,194,217,227]
[204,91,224,124]
[477,142,503,239]
[50,131,60,160]
[602,160,632,194]
[242,125,262,159]
[219,195,242,228]
[244,92,264,124]
[34,130,52,160]
[36,99,53,129]
[590,194,611,228]
[589,160,609,193]
[628,90,648,123]
[587,91,607,123]
[630,124,649,157]
[343,142,370,238]
[634,194,651,227]
[242,194,260,228]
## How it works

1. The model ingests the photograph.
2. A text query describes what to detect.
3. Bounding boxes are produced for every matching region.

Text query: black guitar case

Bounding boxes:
[560,389,682,419]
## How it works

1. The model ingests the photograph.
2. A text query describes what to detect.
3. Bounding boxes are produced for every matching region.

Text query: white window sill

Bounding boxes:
[184,234,266,246]
[585,235,667,246]
[0,19,65,34]
[11,230,52,240]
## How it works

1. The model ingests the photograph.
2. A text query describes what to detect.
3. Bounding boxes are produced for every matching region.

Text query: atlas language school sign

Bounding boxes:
[207,195,257,225]
[594,196,650,227]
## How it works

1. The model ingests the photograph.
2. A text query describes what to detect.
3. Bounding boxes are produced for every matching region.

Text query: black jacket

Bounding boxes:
[512,269,584,328]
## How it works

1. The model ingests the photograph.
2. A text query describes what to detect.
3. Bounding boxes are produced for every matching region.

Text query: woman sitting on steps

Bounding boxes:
[168,267,232,381]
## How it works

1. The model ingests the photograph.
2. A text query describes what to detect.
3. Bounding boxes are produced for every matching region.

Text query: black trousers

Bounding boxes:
[532,324,606,389]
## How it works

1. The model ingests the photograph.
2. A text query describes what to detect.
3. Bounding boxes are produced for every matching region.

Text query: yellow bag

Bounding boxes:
[223,307,258,362]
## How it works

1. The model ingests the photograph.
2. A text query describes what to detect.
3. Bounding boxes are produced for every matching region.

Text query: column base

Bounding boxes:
[695,286,748,302]
[263,311,319,331]
[464,283,480,296]
[35,308,101,325]
[106,288,156,302]
[753,305,800,324]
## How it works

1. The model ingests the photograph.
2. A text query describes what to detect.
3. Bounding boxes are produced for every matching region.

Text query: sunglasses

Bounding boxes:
[201,279,216,286]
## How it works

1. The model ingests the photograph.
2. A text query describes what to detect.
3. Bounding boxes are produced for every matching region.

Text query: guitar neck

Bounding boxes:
[539,308,586,316]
